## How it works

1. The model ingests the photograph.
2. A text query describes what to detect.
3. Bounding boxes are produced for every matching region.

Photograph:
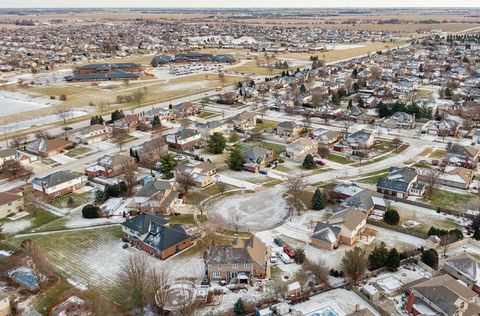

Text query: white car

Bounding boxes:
[270,254,277,264]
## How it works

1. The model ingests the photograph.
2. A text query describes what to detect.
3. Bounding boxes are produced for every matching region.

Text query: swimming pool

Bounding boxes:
[306,306,339,316]
[10,270,38,287]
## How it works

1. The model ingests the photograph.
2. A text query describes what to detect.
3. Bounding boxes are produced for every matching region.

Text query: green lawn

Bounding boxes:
[252,119,277,133]
[33,278,73,315]
[430,149,447,159]
[186,183,237,205]
[412,162,432,169]
[358,174,386,185]
[275,164,291,172]
[169,214,207,225]
[326,153,351,164]
[425,190,475,210]
[65,147,91,158]
[51,192,93,209]
[374,140,396,154]
[197,110,219,119]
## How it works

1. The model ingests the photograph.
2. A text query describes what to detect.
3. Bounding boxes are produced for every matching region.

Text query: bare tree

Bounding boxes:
[133,89,146,107]
[123,161,138,197]
[301,111,313,130]
[113,128,130,152]
[119,255,151,307]
[355,151,369,165]
[55,105,73,125]
[176,169,195,195]
[217,181,227,196]
[424,169,440,200]
[440,233,457,258]
[10,135,27,149]
[20,166,34,184]
[218,71,225,88]
[151,266,172,315]
[304,258,330,287]
[340,246,368,285]
[1,160,25,180]
[198,214,227,251]
[35,130,51,139]
[284,173,308,215]
[392,137,403,151]
[177,287,197,316]
[21,239,53,285]
[341,117,355,136]
[231,212,242,234]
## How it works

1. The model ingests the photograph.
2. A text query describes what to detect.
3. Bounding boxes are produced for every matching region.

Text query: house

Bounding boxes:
[311,128,343,145]
[206,236,270,283]
[376,167,419,198]
[405,274,480,316]
[176,161,217,188]
[129,180,180,214]
[417,166,474,190]
[381,112,416,129]
[345,105,374,124]
[172,102,200,117]
[230,111,256,130]
[84,154,134,178]
[310,207,367,250]
[422,119,459,137]
[218,92,238,105]
[335,130,374,153]
[425,235,442,250]
[270,121,303,140]
[195,120,230,138]
[285,138,318,162]
[446,144,480,166]
[121,213,192,260]
[331,183,365,201]
[341,189,389,213]
[165,129,202,150]
[346,307,376,316]
[130,138,168,163]
[25,137,73,158]
[115,114,144,131]
[32,171,83,199]
[0,189,24,219]
[14,151,38,165]
[80,124,109,144]
[0,148,16,165]
[50,295,90,316]
[444,253,480,293]
[241,146,274,173]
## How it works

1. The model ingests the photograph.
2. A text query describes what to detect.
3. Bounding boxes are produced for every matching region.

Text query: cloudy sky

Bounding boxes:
[1,0,480,8]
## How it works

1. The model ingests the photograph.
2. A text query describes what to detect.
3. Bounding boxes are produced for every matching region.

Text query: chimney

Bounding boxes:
[406,290,415,313]
[355,304,360,312]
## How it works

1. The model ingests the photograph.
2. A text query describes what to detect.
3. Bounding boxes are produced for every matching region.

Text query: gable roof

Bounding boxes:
[311,222,341,244]
[342,189,387,212]
[135,180,174,198]
[121,213,168,235]
[32,171,81,189]
[328,207,367,231]
[376,167,417,193]
[207,245,252,265]
[143,224,189,252]
[242,146,270,163]
[445,253,480,284]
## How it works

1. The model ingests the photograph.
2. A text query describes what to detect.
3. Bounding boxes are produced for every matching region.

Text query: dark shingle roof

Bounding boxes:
[121,213,168,235]
[206,245,252,265]
[143,224,189,252]
[376,167,417,193]
[32,171,81,189]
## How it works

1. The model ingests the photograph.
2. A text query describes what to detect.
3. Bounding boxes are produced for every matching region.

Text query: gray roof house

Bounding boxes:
[341,189,389,212]
[376,167,418,198]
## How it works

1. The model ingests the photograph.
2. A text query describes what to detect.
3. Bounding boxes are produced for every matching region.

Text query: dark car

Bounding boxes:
[274,238,284,247]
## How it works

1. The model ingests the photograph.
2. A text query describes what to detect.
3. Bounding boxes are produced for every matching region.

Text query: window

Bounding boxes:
[233,264,238,269]
[217,264,221,270]
[244,263,251,269]
[212,272,221,278]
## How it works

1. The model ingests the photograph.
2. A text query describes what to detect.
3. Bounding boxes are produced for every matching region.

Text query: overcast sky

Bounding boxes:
[1,0,480,8]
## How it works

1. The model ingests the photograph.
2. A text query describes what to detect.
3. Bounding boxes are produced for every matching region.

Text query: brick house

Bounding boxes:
[129,180,181,214]
[175,161,217,188]
[80,124,110,144]
[0,189,24,219]
[164,129,202,150]
[84,154,134,178]
[230,111,256,130]
[285,138,318,162]
[376,167,419,199]
[121,213,192,260]
[32,171,83,199]
[241,146,275,173]
[25,137,73,158]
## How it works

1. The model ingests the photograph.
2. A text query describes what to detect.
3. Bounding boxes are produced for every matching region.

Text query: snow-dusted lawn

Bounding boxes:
[208,185,289,231]
[1,218,32,234]
[12,226,205,297]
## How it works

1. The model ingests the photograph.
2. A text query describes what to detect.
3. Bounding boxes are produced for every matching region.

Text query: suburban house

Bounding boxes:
[144,107,176,121]
[14,151,38,165]
[404,274,480,316]
[444,253,480,293]
[32,171,83,199]
[129,180,180,214]
[195,120,230,138]
[0,148,16,165]
[241,146,275,173]
[175,160,217,188]
[417,166,474,190]
[422,119,459,137]
[311,128,343,146]
[341,189,389,213]
[121,213,192,260]
[331,183,365,201]
[164,129,202,150]
[345,105,373,124]
[114,114,144,131]
[335,130,374,153]
[80,124,110,144]
[172,102,200,117]
[25,137,73,158]
[218,92,238,105]
[380,112,416,129]
[270,121,303,141]
[84,154,134,178]
[445,144,480,168]
[230,111,256,130]
[285,138,318,162]
[206,236,270,283]
[130,138,168,163]
[310,207,367,250]
[376,167,419,198]
[0,189,24,219]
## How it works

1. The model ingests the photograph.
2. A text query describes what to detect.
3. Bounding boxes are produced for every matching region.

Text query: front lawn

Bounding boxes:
[51,192,93,209]
[252,119,277,132]
[236,141,285,156]
[425,190,475,210]
[326,153,351,165]
[65,147,91,158]
[197,110,219,119]
[186,183,237,205]
[430,149,446,159]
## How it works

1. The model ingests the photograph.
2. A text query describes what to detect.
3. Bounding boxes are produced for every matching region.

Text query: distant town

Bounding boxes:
[0,6,479,316]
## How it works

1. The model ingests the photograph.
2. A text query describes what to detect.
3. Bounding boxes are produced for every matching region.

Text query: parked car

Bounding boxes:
[283,246,296,258]
[270,254,277,264]
[259,170,268,175]
[274,238,284,247]
[315,160,325,166]
[280,252,294,264]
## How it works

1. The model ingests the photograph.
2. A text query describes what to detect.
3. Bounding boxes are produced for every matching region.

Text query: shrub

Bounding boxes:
[384,208,400,225]
[82,204,100,219]
[421,248,439,270]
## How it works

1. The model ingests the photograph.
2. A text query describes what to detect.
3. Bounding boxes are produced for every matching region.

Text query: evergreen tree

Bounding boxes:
[421,249,439,270]
[352,68,358,78]
[472,213,480,230]
[227,148,245,171]
[445,87,453,98]
[233,298,245,316]
[474,229,480,241]
[111,109,125,121]
[368,242,389,270]
[332,93,340,105]
[384,208,400,225]
[312,188,325,210]
[160,153,177,178]
[302,154,317,169]
[377,101,390,118]
[207,132,227,154]
[386,248,401,271]
[82,204,100,219]
[152,115,161,128]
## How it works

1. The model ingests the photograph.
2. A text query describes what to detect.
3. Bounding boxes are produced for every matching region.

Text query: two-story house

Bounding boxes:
[32,171,83,199]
